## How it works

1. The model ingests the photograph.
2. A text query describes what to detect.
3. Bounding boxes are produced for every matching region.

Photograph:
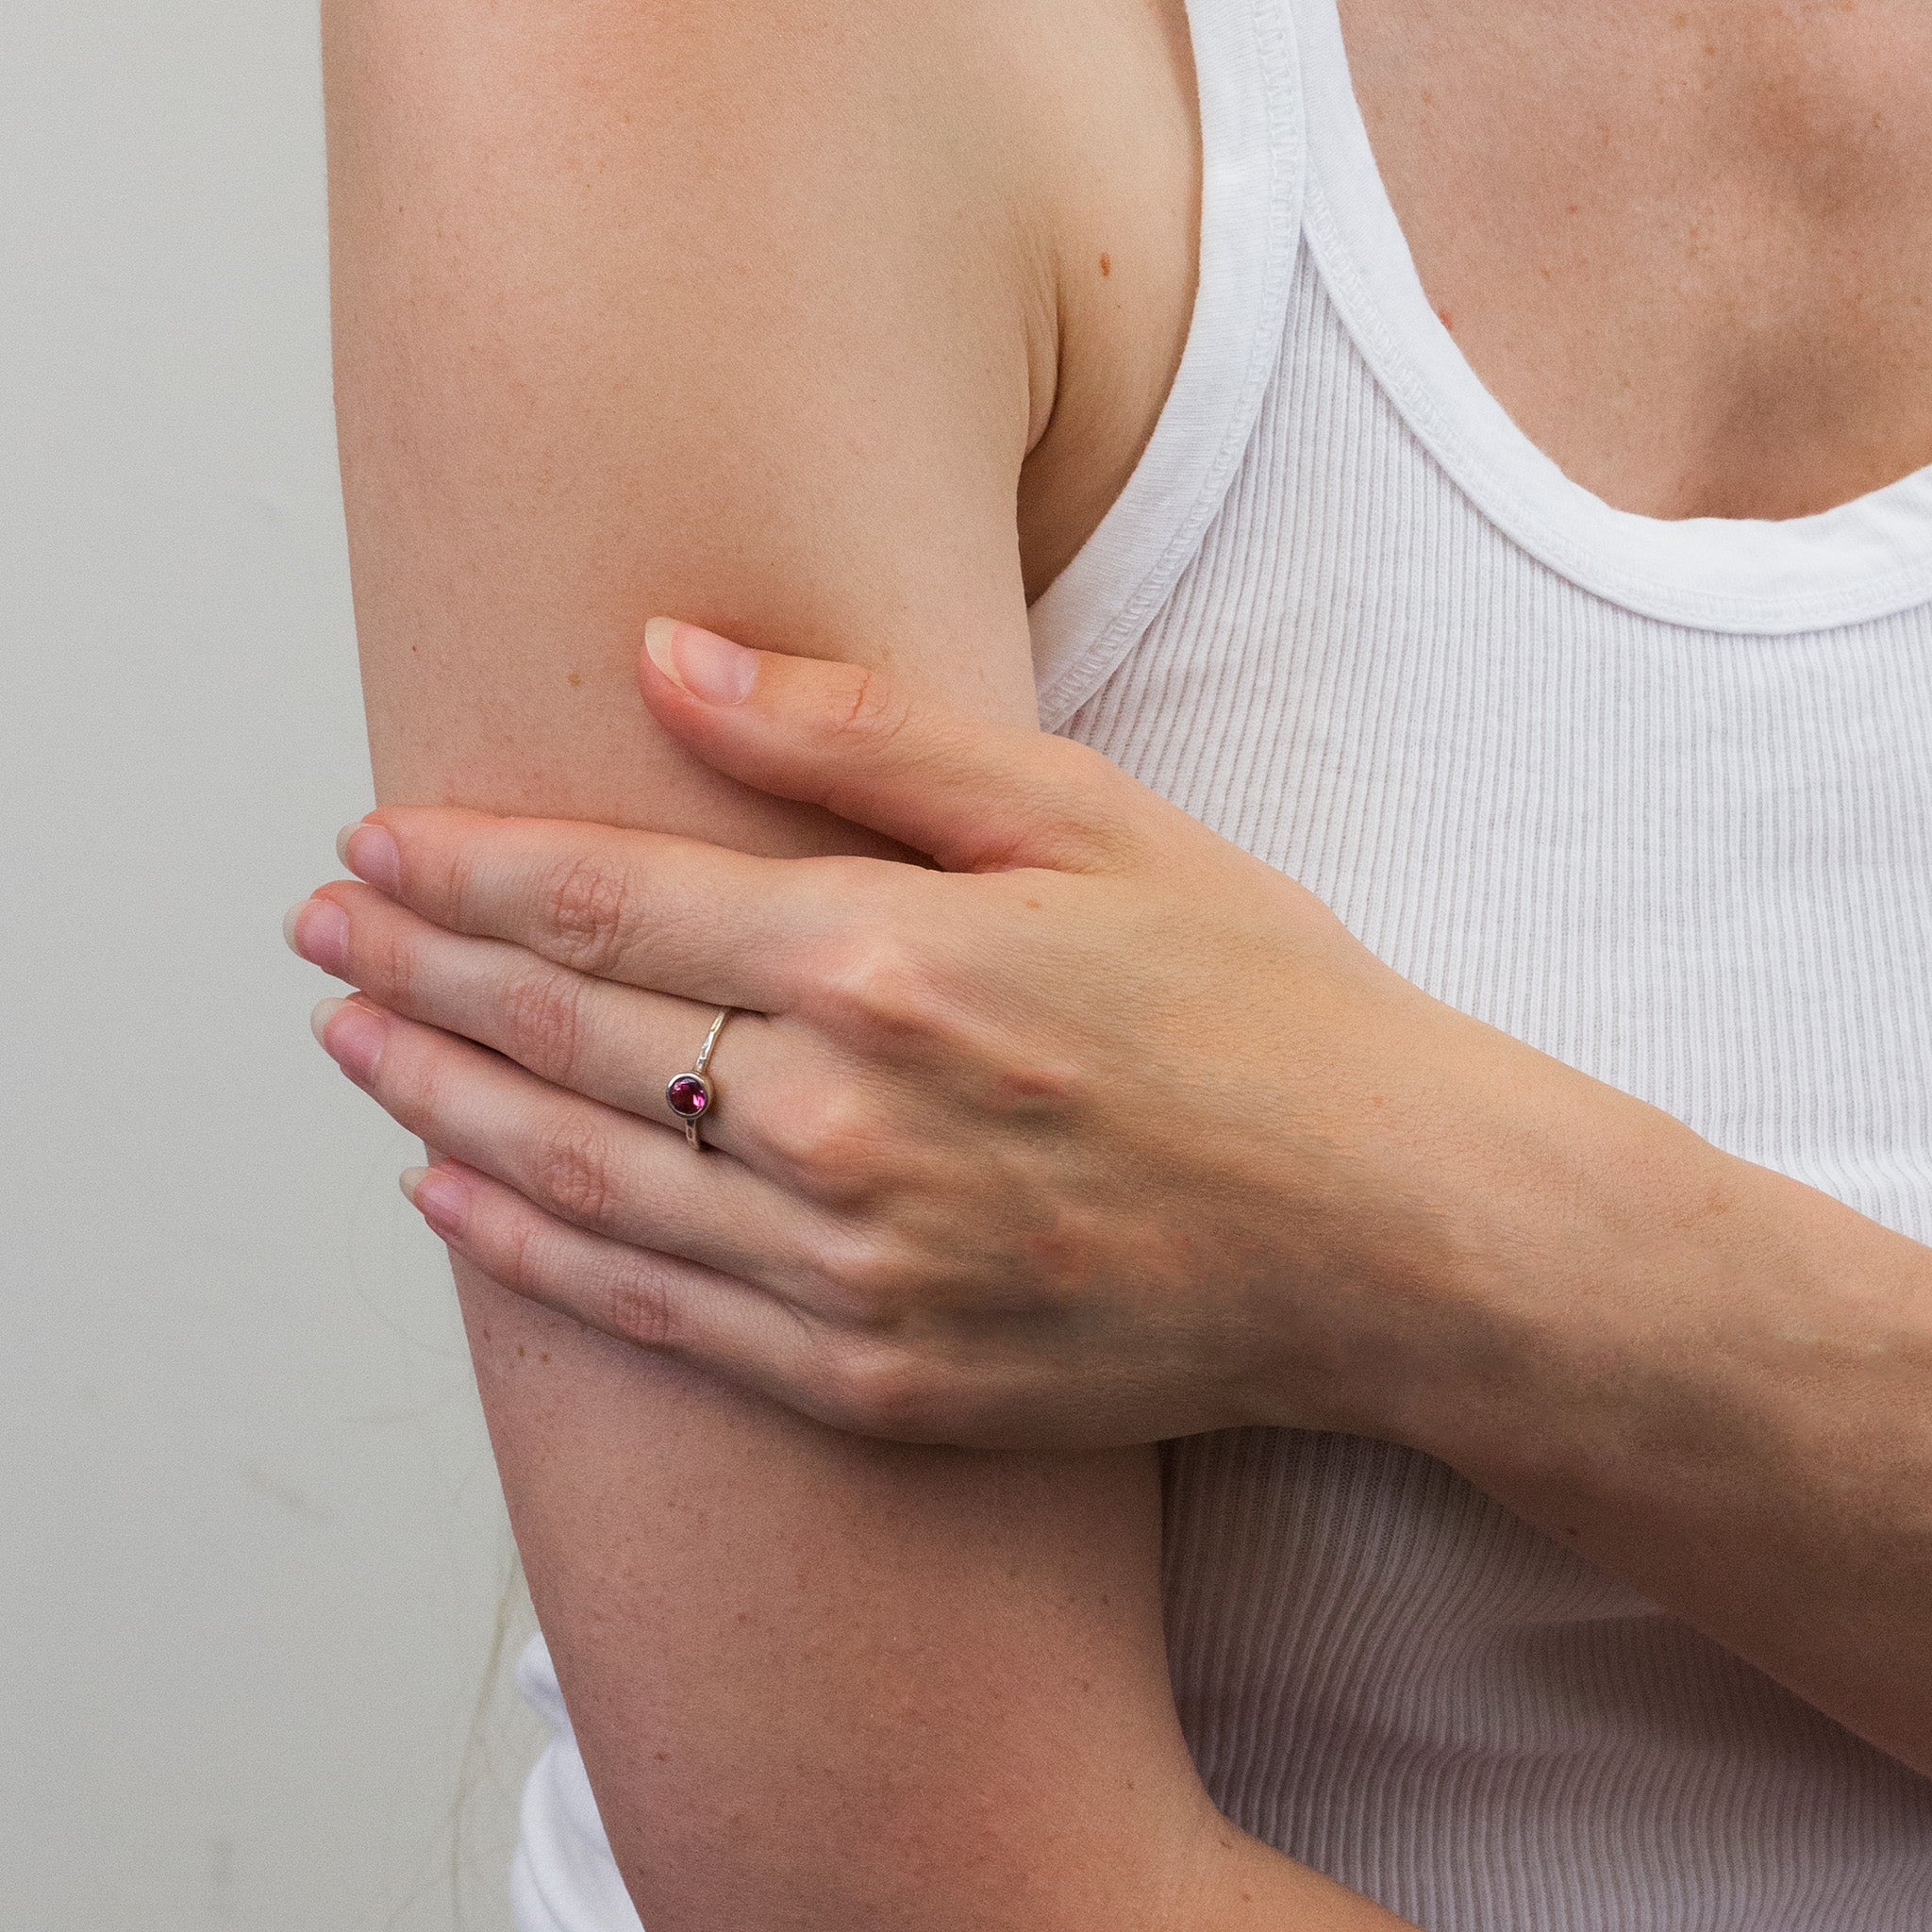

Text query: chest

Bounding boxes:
[1065,266,1932,1234]
[1336,0,1932,519]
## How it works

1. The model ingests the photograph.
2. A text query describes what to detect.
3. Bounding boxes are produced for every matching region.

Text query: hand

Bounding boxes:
[289,620,1627,1450]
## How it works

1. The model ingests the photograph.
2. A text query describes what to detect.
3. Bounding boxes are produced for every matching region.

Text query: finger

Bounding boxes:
[288,880,817,1172]
[406,1159,967,1445]
[402,1158,843,1420]
[312,993,833,1297]
[337,807,842,1010]
[637,618,1141,874]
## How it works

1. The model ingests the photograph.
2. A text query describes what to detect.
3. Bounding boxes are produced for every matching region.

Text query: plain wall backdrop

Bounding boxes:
[3,5,541,1926]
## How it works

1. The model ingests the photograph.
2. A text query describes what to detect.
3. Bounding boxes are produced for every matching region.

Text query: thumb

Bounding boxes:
[638,618,1130,873]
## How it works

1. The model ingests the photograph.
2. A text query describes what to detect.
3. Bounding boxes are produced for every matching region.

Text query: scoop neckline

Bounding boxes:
[1291,0,1932,634]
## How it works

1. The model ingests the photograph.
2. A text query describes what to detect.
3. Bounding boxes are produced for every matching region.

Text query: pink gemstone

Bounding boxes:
[666,1074,709,1118]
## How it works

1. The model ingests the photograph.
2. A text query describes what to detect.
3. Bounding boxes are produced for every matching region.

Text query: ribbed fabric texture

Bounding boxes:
[508,0,1932,1923]
[1050,0,1932,1915]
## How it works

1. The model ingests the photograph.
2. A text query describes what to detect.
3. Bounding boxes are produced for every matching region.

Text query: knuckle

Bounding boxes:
[804,931,937,1045]
[1033,738,1138,863]
[481,1197,672,1353]
[985,1054,1091,1123]
[769,1086,890,1205]
[598,1251,673,1353]
[811,1229,922,1330]
[499,967,584,1083]
[434,837,483,932]
[364,1024,441,1130]
[824,1341,947,1442]
[492,1199,548,1297]
[351,916,417,1008]
[540,855,638,976]
[527,1122,620,1228]
[1040,730,1115,791]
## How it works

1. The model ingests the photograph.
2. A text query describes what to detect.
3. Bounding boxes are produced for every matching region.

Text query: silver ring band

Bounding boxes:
[665,1007,732,1150]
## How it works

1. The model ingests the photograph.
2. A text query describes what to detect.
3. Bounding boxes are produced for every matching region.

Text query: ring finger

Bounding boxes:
[289,880,818,1174]
[311,991,839,1298]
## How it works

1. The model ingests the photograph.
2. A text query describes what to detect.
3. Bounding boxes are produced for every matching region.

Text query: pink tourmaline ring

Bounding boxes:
[666,1006,733,1150]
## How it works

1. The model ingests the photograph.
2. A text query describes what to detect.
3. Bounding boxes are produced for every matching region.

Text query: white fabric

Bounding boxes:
[511,0,1932,1923]
[510,1641,645,1932]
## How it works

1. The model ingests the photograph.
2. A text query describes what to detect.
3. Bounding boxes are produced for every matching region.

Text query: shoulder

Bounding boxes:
[611,0,1202,600]
[488,0,1201,609]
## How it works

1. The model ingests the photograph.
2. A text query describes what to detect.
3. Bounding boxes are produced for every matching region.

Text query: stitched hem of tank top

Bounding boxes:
[509,1843,575,1932]
[1029,0,1305,729]
[1291,0,1932,635]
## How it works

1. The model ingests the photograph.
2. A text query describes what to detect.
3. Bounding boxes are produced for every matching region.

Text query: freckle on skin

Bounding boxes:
[1437,307,1454,330]
[1099,251,1111,277]
[517,1344,526,1357]
[540,1351,551,1363]
[568,671,583,688]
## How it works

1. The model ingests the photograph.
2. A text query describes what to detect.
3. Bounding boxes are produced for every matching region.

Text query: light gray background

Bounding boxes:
[3,6,541,1927]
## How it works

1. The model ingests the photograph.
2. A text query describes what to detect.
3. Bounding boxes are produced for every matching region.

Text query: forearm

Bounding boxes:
[1381,1019,1932,1774]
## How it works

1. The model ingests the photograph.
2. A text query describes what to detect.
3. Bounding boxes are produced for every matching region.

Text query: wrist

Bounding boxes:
[1316,1011,1739,1472]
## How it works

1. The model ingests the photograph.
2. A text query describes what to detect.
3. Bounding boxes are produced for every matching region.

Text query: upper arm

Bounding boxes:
[322,3,1202,1924]
[327,0,1049,800]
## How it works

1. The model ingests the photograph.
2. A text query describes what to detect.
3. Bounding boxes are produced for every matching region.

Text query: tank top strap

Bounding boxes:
[1029,0,1307,727]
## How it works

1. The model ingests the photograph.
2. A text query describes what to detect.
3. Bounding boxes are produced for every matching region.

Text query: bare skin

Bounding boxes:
[319,0,1932,1924]
[324,1,1399,1925]
[1342,0,1932,519]
[303,620,1932,1779]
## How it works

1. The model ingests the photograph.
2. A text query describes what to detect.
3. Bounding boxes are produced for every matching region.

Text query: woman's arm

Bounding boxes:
[322,2,1407,1924]
[305,625,1932,1779]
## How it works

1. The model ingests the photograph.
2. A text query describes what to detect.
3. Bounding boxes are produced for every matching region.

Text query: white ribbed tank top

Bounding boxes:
[509,0,1932,1924]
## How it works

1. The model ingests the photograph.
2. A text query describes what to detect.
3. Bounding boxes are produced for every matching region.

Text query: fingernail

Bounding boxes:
[401,1164,468,1241]
[284,897,349,975]
[339,822,400,892]
[644,617,758,706]
[311,996,386,1085]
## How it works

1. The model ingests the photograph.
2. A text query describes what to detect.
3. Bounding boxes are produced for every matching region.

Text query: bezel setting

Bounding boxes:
[665,1072,712,1120]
